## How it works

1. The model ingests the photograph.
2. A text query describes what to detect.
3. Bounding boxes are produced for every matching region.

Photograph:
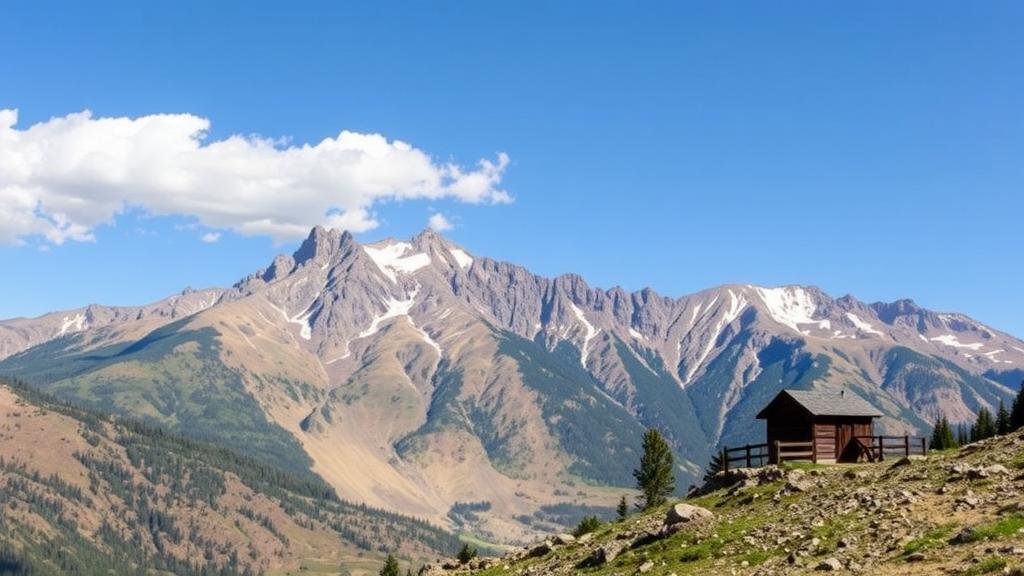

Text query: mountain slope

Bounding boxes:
[0,378,458,575]
[458,429,1024,576]
[1,226,1021,543]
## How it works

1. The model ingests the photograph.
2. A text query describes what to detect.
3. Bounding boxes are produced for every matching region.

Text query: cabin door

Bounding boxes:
[835,423,856,462]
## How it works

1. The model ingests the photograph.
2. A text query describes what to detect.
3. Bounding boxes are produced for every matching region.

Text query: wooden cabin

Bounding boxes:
[756,389,882,464]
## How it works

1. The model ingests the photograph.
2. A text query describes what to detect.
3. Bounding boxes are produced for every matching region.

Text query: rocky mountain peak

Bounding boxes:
[293,225,347,266]
[871,298,924,325]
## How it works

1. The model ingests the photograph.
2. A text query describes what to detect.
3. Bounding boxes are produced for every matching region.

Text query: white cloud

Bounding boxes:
[200,231,221,243]
[0,108,511,245]
[428,212,453,232]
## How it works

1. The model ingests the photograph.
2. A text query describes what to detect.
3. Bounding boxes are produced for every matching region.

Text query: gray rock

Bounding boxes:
[528,541,552,557]
[664,503,713,525]
[815,557,843,571]
[984,464,1010,476]
[589,540,628,565]
[950,527,976,544]
[552,533,576,546]
[967,467,990,480]
[786,479,815,493]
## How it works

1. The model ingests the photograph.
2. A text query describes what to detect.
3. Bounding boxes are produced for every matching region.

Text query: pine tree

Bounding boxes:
[379,554,400,576]
[929,416,956,450]
[572,515,602,537]
[1011,380,1024,432]
[996,401,1011,436]
[633,428,675,510]
[703,450,725,483]
[457,544,477,565]
[957,423,969,446]
[971,407,997,442]
[616,496,629,522]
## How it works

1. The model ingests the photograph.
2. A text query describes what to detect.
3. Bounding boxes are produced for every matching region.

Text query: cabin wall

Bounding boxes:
[765,405,813,463]
[813,422,838,463]
[813,416,875,462]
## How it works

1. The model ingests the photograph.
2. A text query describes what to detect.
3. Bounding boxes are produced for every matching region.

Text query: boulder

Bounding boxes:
[967,467,990,480]
[588,540,628,565]
[528,541,552,557]
[815,557,843,571]
[638,560,655,573]
[891,455,925,468]
[552,533,576,546]
[664,503,713,525]
[984,464,1010,476]
[950,527,976,544]
[786,479,814,493]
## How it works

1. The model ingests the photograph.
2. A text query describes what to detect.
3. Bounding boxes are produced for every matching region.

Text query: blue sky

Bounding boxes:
[2,1,1022,335]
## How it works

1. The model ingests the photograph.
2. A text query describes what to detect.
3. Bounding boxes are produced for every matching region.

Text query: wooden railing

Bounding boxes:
[720,441,818,472]
[853,435,927,462]
[774,440,816,464]
[720,435,927,471]
[720,443,770,472]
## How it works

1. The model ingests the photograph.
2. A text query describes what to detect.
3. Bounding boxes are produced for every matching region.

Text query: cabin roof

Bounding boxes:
[756,389,883,419]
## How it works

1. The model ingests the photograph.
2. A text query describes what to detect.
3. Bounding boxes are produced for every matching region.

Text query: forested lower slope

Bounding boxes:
[0,378,459,576]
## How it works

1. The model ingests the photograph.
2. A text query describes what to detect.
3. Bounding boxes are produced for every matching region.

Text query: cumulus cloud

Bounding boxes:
[0,108,511,245]
[427,212,454,232]
[200,232,221,243]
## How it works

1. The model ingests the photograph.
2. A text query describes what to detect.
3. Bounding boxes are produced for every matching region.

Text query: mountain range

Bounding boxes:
[2,226,1021,544]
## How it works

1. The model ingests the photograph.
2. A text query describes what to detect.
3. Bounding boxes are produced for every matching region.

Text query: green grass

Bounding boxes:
[958,556,1008,576]
[903,523,957,555]
[960,514,1024,543]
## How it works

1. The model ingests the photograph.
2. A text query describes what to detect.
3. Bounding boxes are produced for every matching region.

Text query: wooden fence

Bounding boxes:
[720,435,926,472]
[853,435,927,462]
[719,443,771,472]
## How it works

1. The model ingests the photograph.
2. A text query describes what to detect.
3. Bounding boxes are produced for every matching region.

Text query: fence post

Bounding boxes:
[904,435,909,457]
[811,435,817,464]
[744,444,751,468]
[773,440,780,465]
[721,447,728,473]
[877,436,884,462]
[921,437,927,456]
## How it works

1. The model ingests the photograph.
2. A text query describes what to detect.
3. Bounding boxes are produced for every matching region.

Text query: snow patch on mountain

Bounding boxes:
[628,328,645,341]
[449,248,473,269]
[364,242,431,282]
[411,321,442,359]
[294,307,314,340]
[685,289,747,385]
[570,302,598,367]
[930,334,985,350]
[845,312,883,336]
[267,299,316,340]
[755,286,828,334]
[59,313,87,336]
[358,289,419,339]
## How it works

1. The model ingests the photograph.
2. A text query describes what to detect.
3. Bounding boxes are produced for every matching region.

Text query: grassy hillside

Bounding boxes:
[458,429,1024,576]
[0,322,316,477]
[0,378,458,576]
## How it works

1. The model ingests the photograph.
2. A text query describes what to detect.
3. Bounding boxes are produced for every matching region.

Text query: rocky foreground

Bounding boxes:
[425,430,1024,575]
